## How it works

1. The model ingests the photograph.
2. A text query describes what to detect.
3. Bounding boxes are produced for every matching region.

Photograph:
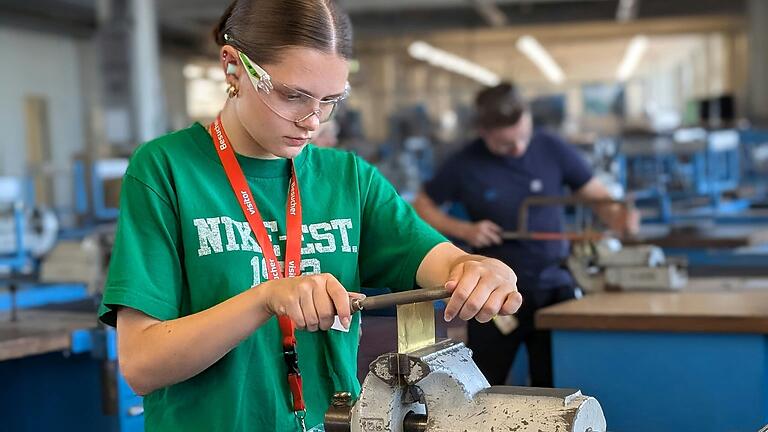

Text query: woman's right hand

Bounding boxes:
[257,273,361,332]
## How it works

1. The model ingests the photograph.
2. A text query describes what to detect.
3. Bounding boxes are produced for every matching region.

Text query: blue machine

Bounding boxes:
[739,128,768,203]
[0,175,143,432]
[619,128,768,270]
[624,128,759,224]
[0,282,88,311]
[0,177,36,273]
[0,202,33,274]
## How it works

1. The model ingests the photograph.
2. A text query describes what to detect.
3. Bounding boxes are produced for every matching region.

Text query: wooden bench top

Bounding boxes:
[536,291,768,333]
[0,310,98,361]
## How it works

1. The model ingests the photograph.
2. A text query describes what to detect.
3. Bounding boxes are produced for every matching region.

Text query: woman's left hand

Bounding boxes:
[443,258,522,323]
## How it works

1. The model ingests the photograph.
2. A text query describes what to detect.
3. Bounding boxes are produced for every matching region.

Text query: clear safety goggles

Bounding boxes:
[237,50,350,124]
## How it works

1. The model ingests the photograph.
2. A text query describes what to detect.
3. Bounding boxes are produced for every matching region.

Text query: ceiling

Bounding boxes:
[0,0,746,52]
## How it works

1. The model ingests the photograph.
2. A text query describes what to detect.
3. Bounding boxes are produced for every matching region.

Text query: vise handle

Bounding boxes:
[350,288,450,314]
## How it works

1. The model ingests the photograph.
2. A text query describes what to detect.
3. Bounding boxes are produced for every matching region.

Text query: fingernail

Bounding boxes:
[342,317,350,328]
[444,312,453,321]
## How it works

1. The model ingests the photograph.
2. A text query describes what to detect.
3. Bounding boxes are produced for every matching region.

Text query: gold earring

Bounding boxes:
[227,83,239,98]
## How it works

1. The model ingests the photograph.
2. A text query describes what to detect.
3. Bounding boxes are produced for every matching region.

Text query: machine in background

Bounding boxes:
[0,172,142,432]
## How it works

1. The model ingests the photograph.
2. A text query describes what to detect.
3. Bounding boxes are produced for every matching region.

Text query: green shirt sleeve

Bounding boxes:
[99,151,185,327]
[356,158,447,292]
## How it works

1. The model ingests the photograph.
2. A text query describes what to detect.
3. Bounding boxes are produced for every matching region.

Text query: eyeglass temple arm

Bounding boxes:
[237,51,271,82]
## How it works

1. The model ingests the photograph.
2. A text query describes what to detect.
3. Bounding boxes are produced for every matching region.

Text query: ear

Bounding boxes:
[521,111,533,129]
[220,45,240,78]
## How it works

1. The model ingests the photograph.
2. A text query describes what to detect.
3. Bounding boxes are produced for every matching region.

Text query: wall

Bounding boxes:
[0,25,190,215]
[161,56,190,132]
[0,26,86,211]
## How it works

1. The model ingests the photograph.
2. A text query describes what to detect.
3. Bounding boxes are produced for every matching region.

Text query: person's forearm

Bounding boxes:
[117,286,272,395]
[415,242,513,289]
[413,192,471,240]
[416,242,521,322]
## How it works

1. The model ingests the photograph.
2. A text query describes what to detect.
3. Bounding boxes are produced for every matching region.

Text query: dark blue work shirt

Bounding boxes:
[424,130,593,290]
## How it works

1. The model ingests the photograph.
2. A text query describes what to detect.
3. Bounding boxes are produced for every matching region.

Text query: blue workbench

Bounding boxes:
[0,308,143,431]
[537,291,768,432]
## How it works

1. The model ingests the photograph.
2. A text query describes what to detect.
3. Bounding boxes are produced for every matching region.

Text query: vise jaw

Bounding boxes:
[324,339,606,432]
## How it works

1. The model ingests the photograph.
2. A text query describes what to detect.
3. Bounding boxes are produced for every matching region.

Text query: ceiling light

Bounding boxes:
[515,35,565,84]
[408,41,501,86]
[616,35,649,81]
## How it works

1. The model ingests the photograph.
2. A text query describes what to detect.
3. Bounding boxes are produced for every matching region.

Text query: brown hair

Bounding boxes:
[474,82,528,129]
[212,0,353,64]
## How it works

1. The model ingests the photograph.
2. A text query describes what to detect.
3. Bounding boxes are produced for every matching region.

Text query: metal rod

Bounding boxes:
[350,288,450,314]
[501,231,605,241]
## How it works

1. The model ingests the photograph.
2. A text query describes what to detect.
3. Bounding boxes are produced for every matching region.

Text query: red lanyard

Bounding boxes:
[209,116,306,415]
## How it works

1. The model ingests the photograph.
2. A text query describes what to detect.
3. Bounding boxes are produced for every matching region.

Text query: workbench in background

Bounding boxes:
[629,223,768,276]
[538,286,768,432]
[0,304,142,432]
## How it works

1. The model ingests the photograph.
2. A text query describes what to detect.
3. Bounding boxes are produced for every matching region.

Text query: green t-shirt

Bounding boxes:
[98,123,447,431]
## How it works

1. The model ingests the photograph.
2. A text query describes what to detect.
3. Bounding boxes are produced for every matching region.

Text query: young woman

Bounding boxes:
[98,1,522,430]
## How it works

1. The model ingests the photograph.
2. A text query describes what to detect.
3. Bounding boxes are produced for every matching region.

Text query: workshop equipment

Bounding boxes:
[322,340,606,432]
[623,128,768,224]
[502,195,633,243]
[0,177,73,321]
[0,177,137,431]
[0,177,59,269]
[510,195,688,291]
[0,205,58,261]
[351,288,450,314]
[567,238,688,292]
[739,128,768,204]
[325,288,607,432]
[0,177,96,320]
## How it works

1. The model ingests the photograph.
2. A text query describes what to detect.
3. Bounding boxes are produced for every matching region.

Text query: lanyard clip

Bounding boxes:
[283,346,300,376]
[295,409,307,432]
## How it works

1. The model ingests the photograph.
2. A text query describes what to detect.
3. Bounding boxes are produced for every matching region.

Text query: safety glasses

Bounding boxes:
[237,50,350,124]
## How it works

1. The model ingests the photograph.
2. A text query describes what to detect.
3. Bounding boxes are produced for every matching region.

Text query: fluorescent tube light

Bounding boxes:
[515,35,565,84]
[408,41,501,86]
[616,35,649,81]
